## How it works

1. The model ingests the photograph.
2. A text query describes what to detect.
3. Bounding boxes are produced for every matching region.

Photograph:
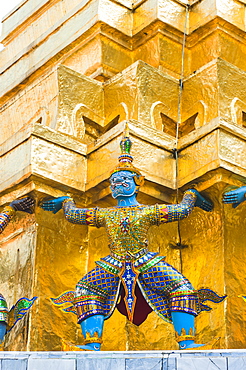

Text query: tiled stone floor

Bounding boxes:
[0,350,246,369]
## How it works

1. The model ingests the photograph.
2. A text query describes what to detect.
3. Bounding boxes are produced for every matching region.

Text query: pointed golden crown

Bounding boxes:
[111,124,144,186]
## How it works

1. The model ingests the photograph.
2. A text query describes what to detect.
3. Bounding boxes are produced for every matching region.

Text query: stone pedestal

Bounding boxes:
[0,350,246,370]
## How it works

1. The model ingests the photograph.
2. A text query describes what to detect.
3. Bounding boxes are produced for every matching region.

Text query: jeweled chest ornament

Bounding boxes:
[120,217,130,233]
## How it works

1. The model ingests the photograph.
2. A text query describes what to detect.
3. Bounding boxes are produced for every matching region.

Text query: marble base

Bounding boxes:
[0,350,246,370]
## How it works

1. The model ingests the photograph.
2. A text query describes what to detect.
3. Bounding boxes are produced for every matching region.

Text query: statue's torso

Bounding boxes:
[97,205,157,257]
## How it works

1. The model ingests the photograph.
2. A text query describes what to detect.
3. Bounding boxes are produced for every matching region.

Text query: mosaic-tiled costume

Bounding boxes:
[0,294,37,331]
[52,194,225,338]
[0,198,37,343]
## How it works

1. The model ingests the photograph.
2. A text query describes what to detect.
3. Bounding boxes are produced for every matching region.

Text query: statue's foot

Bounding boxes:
[179,342,205,350]
[77,343,101,351]
[61,340,101,351]
[179,338,220,350]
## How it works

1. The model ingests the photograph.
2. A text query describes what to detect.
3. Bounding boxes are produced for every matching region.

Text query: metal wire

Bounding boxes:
[171,5,190,271]
[175,10,188,148]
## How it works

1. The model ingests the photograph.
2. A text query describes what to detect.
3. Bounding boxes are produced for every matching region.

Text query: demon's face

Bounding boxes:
[109,171,137,199]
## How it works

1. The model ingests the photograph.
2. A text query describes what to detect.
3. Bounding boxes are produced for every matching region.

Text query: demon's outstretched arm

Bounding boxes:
[40,197,97,226]
[157,189,213,224]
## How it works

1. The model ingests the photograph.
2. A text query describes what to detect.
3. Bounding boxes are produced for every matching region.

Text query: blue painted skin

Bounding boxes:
[0,322,6,343]
[171,312,204,350]
[223,186,246,208]
[40,171,213,350]
[77,315,104,351]
[110,171,140,206]
[40,196,70,214]
[9,197,35,214]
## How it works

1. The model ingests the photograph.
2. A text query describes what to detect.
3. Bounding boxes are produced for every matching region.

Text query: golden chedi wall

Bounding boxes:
[1,0,246,351]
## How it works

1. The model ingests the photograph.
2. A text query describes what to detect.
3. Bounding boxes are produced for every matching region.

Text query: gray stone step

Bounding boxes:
[0,350,246,370]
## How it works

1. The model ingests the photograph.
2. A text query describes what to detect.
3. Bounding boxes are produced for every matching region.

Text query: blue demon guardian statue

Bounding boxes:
[41,128,226,351]
[0,197,37,343]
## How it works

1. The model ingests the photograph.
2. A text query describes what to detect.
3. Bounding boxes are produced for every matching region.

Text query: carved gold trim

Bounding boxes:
[175,328,195,343]
[62,198,74,205]
[85,331,103,344]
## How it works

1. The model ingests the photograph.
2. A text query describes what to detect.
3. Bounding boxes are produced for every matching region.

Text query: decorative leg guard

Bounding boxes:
[170,289,226,350]
[50,292,105,351]
[73,267,120,351]
[74,284,106,351]
[77,315,104,351]
[170,290,205,350]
